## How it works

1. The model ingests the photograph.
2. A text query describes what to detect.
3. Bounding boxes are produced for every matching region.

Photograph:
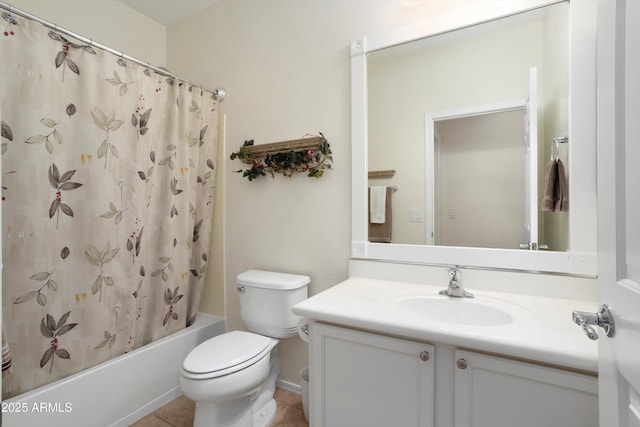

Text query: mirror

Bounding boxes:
[351,0,597,275]
[367,2,567,250]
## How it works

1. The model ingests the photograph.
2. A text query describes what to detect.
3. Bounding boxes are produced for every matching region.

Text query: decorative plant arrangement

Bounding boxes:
[230,133,332,181]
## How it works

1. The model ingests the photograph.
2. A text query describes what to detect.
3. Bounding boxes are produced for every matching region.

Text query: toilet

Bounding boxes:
[180,269,310,427]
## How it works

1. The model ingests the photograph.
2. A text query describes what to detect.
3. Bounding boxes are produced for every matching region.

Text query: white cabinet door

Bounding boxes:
[310,323,435,427]
[453,350,598,427]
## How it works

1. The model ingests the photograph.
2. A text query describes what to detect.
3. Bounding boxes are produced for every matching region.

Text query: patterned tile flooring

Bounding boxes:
[130,388,308,427]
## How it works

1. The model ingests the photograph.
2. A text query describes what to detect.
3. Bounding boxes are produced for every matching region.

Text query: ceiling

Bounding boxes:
[117,0,222,26]
[118,0,426,26]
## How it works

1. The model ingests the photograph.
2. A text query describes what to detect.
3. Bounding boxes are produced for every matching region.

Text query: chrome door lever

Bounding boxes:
[572,304,615,340]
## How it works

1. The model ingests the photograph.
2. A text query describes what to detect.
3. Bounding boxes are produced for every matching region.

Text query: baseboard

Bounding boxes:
[276,378,302,394]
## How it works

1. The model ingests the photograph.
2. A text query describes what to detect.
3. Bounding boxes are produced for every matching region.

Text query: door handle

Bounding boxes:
[572,304,615,340]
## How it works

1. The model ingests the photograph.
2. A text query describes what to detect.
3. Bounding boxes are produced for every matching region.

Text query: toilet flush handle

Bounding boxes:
[237,286,245,293]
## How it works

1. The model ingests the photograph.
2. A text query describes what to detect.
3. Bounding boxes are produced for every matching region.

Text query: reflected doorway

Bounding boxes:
[432,109,528,249]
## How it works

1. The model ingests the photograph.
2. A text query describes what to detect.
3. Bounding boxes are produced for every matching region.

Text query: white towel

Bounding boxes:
[370,186,387,224]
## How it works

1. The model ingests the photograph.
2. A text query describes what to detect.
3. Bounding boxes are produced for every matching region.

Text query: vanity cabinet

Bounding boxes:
[310,322,435,427]
[454,350,598,427]
[310,323,598,427]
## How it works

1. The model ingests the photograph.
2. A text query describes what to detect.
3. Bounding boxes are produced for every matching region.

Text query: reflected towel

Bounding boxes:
[556,159,568,211]
[369,186,387,223]
[541,159,568,212]
[368,186,393,243]
[541,160,558,211]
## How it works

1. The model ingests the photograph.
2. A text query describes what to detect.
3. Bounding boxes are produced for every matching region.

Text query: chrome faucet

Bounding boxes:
[439,268,474,298]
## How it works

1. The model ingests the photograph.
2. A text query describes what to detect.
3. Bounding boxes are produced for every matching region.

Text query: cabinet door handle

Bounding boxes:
[456,358,468,369]
[419,351,430,362]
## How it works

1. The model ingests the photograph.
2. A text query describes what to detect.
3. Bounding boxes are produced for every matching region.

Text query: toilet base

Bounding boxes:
[192,381,278,427]
[250,347,280,427]
[194,395,253,427]
[252,397,277,427]
[190,347,281,427]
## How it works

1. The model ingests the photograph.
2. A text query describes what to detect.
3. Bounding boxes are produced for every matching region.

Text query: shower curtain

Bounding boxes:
[0,12,218,398]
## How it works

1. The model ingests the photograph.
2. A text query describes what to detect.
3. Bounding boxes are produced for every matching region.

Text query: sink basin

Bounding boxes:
[394,295,531,326]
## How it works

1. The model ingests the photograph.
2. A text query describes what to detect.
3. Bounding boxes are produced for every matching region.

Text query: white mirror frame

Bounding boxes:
[351,0,597,276]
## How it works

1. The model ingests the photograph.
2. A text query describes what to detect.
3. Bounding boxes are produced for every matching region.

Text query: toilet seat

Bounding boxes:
[182,331,274,380]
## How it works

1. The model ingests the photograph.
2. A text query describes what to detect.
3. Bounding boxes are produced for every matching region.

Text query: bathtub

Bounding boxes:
[2,313,225,427]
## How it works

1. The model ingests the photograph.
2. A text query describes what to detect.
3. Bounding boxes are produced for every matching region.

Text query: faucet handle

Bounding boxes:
[441,268,474,298]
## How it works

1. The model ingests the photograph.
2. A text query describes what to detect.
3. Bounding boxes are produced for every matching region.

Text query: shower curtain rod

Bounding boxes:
[0,1,226,101]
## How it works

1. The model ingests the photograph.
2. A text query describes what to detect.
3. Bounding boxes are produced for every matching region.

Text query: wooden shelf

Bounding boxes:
[368,170,396,178]
[243,136,325,156]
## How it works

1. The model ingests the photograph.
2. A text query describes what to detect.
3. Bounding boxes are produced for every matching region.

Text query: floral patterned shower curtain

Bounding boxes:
[0,12,218,398]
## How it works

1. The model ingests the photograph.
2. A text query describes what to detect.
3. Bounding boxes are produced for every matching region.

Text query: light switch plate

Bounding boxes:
[409,209,423,222]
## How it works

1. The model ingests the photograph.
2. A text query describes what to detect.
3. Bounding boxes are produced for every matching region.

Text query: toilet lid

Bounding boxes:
[182,330,272,376]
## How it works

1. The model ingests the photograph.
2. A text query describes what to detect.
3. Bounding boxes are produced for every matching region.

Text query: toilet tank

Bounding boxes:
[237,269,309,338]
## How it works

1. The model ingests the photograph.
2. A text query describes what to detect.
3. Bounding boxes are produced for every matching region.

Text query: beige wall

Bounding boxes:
[166,0,469,386]
[541,2,570,251]
[8,0,167,66]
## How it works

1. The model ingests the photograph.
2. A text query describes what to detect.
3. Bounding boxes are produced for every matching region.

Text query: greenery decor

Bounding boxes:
[230,133,333,181]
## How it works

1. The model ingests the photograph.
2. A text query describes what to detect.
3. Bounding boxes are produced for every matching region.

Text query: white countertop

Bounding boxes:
[293,276,599,373]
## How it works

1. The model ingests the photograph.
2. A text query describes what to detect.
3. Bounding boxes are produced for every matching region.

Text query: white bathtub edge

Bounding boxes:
[110,385,182,427]
[3,313,225,427]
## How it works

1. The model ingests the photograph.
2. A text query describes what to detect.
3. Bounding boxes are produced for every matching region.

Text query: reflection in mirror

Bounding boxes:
[367,2,569,251]
[434,109,527,249]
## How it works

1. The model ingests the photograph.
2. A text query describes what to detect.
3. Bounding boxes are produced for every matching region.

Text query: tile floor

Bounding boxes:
[130,388,308,427]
